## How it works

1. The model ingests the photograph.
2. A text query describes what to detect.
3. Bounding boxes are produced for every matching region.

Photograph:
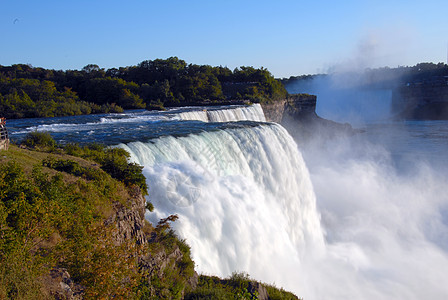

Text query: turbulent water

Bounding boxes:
[6,102,448,299]
[7,104,265,145]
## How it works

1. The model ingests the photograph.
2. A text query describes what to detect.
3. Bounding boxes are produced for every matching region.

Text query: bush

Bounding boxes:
[101,156,148,194]
[184,273,259,300]
[63,144,149,195]
[21,131,56,149]
[42,157,106,182]
[42,157,84,176]
[63,143,83,156]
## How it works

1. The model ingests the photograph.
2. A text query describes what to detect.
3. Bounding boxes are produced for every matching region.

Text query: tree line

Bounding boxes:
[0,57,288,119]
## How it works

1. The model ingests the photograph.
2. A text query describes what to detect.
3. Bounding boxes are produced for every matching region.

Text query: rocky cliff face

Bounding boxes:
[104,186,148,246]
[262,94,354,140]
[261,94,317,123]
[392,85,448,119]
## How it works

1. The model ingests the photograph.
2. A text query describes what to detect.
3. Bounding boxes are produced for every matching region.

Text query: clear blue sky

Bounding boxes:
[1,0,448,77]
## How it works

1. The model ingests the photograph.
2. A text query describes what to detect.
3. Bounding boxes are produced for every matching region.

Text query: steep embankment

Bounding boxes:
[0,143,197,299]
[0,140,298,299]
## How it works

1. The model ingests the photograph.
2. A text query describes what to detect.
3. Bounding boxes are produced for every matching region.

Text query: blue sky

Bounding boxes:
[1,0,448,77]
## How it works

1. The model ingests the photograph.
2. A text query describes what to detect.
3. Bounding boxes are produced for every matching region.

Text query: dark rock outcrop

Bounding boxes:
[110,187,198,297]
[247,281,269,300]
[104,186,147,245]
[260,98,287,122]
[43,268,83,300]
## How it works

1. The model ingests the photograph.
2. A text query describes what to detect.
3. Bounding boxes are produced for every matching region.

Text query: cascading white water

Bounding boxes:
[207,103,266,122]
[120,123,324,293]
[177,110,209,122]
[176,103,266,122]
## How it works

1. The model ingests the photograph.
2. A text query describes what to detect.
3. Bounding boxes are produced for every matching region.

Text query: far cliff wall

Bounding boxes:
[392,85,448,120]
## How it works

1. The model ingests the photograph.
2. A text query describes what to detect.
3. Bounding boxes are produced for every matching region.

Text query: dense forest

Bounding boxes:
[0,57,288,119]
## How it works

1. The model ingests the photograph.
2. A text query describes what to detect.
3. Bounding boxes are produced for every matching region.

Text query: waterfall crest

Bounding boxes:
[176,103,266,122]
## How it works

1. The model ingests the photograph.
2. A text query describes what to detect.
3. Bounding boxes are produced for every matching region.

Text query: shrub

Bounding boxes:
[101,155,148,193]
[42,157,84,176]
[63,143,83,156]
[42,157,107,182]
[63,144,149,195]
[21,131,56,149]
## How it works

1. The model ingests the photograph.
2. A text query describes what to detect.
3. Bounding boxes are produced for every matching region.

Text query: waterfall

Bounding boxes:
[176,103,266,122]
[120,123,324,293]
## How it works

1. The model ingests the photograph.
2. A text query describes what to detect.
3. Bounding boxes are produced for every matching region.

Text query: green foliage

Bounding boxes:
[0,76,114,118]
[43,157,84,176]
[185,272,300,300]
[137,214,196,299]
[85,77,145,109]
[21,131,56,149]
[264,284,301,300]
[185,273,259,300]
[42,157,105,182]
[101,151,148,193]
[0,151,146,298]
[145,201,155,212]
[62,143,149,195]
[0,58,289,119]
[230,66,288,102]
